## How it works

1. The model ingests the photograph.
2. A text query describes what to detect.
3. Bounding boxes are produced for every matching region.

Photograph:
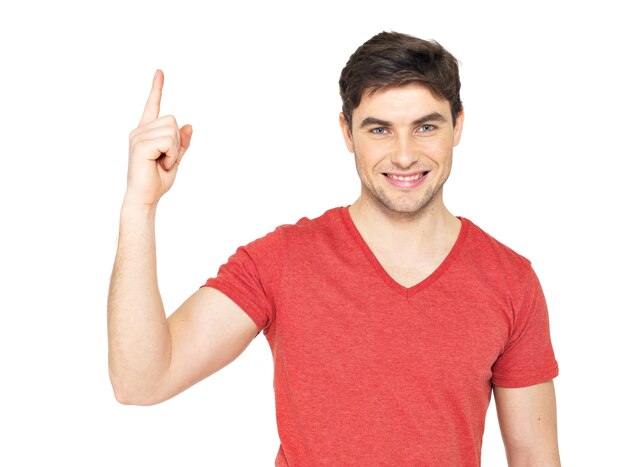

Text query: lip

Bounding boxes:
[383,171,429,189]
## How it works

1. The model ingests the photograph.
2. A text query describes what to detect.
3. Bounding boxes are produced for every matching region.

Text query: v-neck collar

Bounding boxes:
[340,206,468,298]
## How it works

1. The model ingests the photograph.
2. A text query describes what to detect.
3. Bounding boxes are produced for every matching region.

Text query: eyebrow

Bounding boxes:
[359,112,448,129]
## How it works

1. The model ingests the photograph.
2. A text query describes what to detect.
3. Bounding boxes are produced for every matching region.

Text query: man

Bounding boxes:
[108,32,560,465]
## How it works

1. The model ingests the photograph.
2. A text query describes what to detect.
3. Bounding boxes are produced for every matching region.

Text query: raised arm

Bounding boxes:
[107,71,259,405]
[493,380,561,466]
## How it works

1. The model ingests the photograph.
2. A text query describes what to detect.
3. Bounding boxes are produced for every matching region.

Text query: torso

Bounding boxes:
[207,206,557,466]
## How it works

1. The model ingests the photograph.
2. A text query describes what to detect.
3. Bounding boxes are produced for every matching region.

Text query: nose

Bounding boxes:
[390,133,418,169]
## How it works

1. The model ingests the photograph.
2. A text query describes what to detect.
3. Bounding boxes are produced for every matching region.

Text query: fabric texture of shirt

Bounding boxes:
[204,206,559,466]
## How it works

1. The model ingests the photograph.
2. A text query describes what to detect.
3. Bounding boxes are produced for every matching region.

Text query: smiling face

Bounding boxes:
[340,83,464,217]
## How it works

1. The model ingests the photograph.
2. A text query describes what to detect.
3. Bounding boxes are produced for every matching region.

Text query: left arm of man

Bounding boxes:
[493,380,561,466]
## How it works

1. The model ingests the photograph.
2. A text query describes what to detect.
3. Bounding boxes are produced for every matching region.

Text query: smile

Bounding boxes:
[386,173,423,181]
[383,171,428,188]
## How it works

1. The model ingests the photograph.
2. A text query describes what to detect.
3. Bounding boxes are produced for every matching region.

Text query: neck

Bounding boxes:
[348,194,460,254]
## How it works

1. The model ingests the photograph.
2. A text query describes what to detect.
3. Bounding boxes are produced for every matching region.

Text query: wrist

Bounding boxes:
[120,196,158,219]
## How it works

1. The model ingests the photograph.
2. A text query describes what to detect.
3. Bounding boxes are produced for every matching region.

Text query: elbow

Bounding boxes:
[111,384,164,406]
[109,372,167,406]
[112,387,144,406]
[112,389,136,406]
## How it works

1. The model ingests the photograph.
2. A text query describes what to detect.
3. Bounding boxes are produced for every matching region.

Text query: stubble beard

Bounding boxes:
[370,182,439,216]
[355,160,444,217]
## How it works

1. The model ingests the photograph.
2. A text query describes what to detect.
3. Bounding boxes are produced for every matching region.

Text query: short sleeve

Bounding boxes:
[202,228,284,335]
[491,269,559,388]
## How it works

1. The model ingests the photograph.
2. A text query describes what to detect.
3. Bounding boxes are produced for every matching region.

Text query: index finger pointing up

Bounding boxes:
[139,69,163,127]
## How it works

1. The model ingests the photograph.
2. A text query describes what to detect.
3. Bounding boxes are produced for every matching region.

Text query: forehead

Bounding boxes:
[355,83,452,119]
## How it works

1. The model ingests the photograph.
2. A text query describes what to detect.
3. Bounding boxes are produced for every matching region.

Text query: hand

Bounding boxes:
[125,70,193,207]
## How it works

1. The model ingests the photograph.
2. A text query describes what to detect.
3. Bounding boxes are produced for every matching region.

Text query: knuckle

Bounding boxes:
[129,131,143,147]
[168,127,179,140]
[131,139,145,151]
[136,137,158,149]
[129,126,149,141]
[162,114,178,127]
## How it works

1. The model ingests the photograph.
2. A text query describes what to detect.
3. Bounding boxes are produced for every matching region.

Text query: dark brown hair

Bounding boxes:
[339,31,462,129]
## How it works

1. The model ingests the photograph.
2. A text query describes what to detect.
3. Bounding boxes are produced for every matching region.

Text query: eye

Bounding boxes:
[417,124,436,132]
[371,127,387,135]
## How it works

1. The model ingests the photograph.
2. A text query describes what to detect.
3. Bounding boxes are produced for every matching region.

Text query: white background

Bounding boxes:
[1,0,624,465]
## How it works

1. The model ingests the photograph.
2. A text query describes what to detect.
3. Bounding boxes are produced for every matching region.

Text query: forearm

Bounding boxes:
[107,201,171,404]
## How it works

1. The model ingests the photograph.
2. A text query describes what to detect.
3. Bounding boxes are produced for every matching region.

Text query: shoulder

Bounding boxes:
[455,219,549,331]
[282,206,345,230]
[461,217,532,269]
[244,206,346,255]
[276,206,346,243]
[458,217,538,290]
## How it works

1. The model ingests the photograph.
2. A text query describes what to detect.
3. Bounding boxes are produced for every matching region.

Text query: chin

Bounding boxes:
[383,202,427,215]
[373,187,437,216]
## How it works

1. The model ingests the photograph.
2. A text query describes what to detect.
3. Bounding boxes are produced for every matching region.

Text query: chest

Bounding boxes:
[376,259,439,288]
[269,261,511,392]
[266,226,514,404]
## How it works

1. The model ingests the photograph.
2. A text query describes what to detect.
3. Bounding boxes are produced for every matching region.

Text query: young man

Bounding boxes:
[108,32,560,465]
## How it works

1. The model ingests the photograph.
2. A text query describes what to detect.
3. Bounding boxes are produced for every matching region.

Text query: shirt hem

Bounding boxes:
[202,281,267,333]
[492,362,559,388]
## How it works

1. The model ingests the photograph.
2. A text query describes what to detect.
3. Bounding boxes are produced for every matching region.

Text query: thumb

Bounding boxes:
[176,124,193,165]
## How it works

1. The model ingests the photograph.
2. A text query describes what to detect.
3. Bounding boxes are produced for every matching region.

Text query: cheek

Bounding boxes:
[353,150,379,182]
[426,140,454,163]
[354,139,389,165]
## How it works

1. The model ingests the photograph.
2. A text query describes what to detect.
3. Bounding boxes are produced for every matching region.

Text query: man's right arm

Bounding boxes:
[107,70,260,405]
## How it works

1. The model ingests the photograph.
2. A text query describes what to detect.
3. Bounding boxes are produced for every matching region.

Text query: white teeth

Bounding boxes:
[388,173,422,181]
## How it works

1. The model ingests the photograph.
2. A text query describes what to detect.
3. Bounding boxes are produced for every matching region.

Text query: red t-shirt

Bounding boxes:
[204,207,559,466]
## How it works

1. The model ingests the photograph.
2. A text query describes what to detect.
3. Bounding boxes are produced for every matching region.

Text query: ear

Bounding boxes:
[453,109,464,147]
[339,112,355,153]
